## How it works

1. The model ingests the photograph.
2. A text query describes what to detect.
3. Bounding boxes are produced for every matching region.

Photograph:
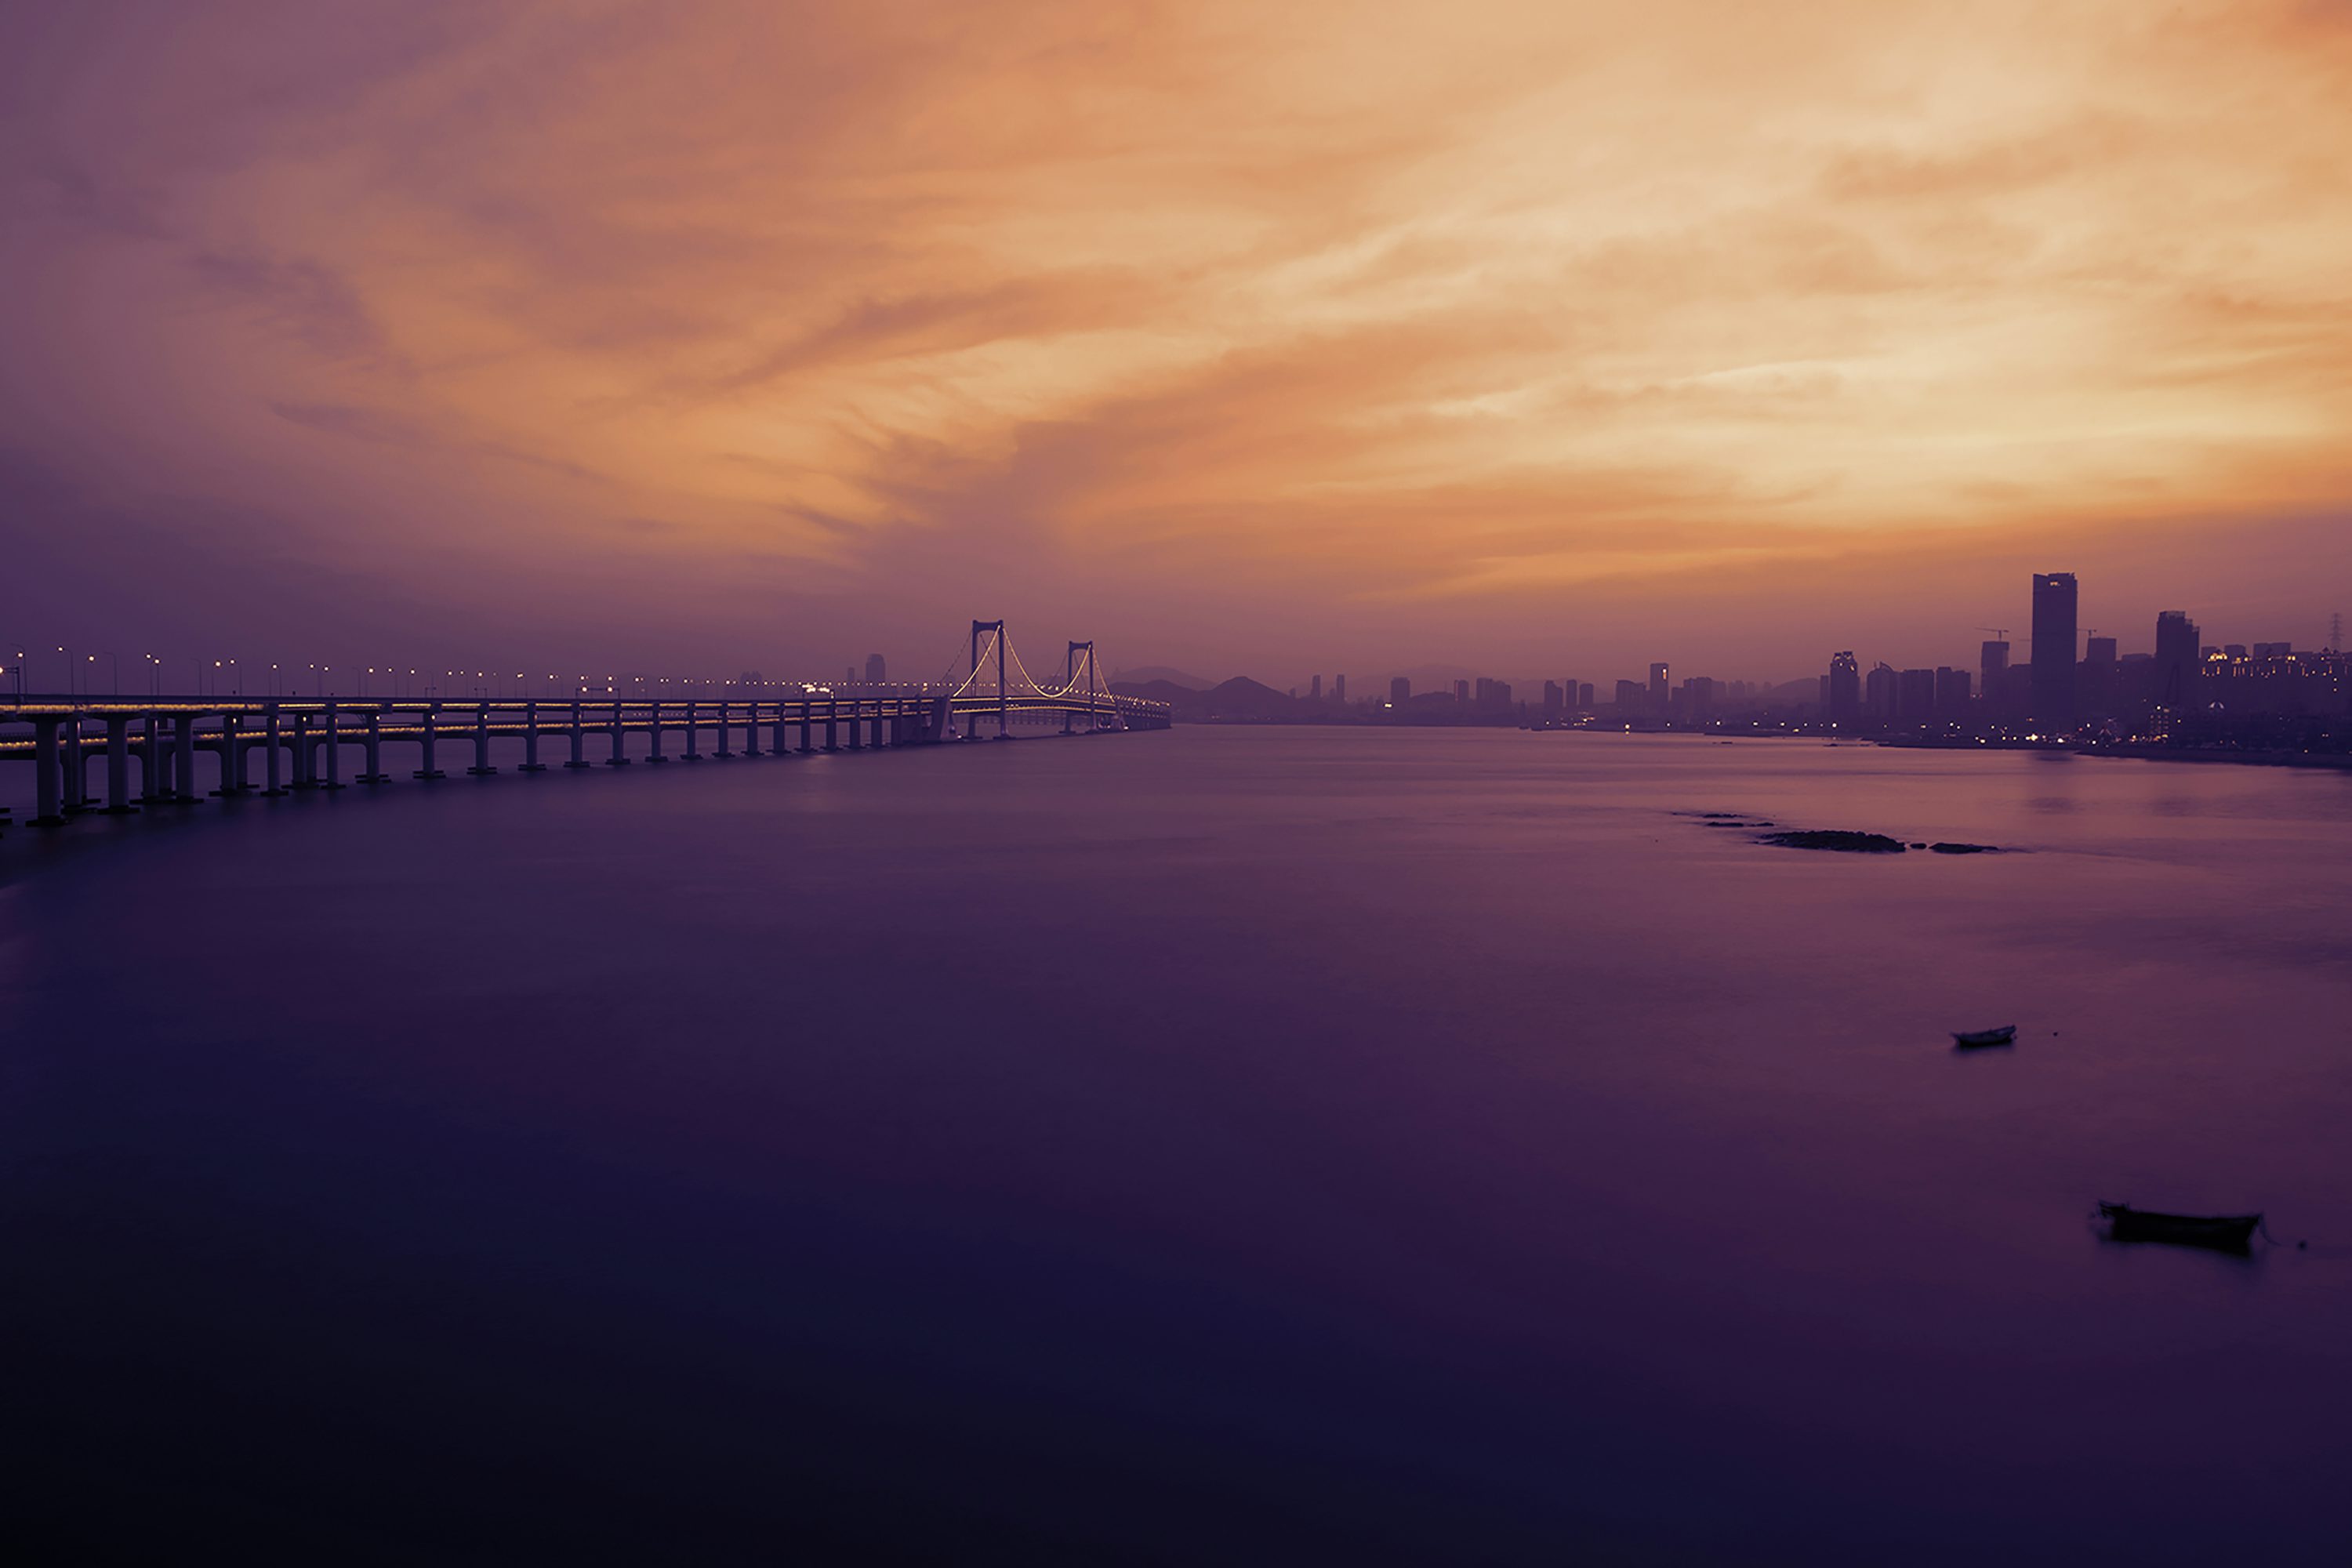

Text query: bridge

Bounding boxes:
[0,621,1168,833]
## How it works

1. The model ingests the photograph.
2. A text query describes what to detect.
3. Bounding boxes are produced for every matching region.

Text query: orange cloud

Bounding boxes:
[3,0,2348,678]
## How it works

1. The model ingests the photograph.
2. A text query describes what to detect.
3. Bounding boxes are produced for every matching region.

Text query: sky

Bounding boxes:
[3,0,2349,691]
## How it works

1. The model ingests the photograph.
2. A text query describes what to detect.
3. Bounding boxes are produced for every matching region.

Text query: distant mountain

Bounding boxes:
[1193,676,1297,719]
[1109,679,1202,710]
[1110,674,1301,721]
[1109,665,1214,691]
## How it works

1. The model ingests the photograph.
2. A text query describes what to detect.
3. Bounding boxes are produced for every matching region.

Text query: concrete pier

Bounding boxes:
[31,717,65,826]
[521,702,545,771]
[263,706,288,797]
[416,705,446,780]
[102,715,137,814]
[175,713,199,801]
[361,709,390,783]
[565,702,590,768]
[467,706,498,775]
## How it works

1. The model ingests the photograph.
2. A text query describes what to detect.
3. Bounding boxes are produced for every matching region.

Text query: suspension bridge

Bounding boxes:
[0,621,1168,833]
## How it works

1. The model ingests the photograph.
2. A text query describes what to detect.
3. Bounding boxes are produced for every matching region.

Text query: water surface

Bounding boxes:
[6,729,2350,1562]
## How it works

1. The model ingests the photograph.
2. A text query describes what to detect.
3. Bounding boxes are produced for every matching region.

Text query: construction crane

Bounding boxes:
[1975,626,2010,642]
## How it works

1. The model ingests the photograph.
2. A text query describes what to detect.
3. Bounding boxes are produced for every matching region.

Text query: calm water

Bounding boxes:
[6,728,2351,1562]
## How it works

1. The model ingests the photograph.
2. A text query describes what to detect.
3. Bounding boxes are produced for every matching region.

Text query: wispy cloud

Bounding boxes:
[2,0,2348,676]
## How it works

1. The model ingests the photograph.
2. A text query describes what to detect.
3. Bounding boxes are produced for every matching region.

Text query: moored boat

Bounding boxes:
[1951,1025,2017,1047]
[2097,1202,2261,1251]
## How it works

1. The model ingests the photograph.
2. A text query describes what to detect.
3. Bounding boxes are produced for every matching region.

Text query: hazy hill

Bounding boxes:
[1108,665,1214,690]
[1111,675,1301,721]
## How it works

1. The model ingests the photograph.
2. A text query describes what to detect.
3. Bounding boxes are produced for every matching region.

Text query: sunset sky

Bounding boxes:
[5,0,2349,687]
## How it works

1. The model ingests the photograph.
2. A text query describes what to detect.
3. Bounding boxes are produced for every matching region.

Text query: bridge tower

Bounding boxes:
[971,619,1007,739]
[1064,641,1097,735]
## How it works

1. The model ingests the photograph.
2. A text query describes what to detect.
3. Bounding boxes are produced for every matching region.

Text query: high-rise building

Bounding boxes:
[1865,662,1898,724]
[2031,572,2078,729]
[1685,676,1715,723]
[1333,674,1345,702]
[1578,683,1595,710]
[1897,668,1936,725]
[1310,674,1322,702]
[1614,679,1644,713]
[1828,652,1860,727]
[1454,679,1469,703]
[1648,662,1669,713]
[1980,640,2009,719]
[1389,676,1410,705]
[864,652,886,684]
[2079,636,2118,718]
[1542,681,1563,711]
[2155,610,2200,707]
[1934,666,1972,720]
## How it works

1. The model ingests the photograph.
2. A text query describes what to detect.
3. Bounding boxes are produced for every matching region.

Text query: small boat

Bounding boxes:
[2098,1202,2261,1252]
[1951,1025,2017,1048]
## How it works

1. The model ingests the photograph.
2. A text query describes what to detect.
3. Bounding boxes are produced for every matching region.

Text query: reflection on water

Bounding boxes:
[5,730,2350,1563]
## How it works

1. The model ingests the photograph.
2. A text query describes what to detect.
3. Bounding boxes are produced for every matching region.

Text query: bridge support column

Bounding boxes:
[60,717,89,811]
[291,713,314,789]
[608,703,630,764]
[140,712,165,801]
[29,717,66,826]
[521,702,545,771]
[100,714,138,813]
[844,698,862,750]
[361,708,389,782]
[684,702,701,760]
[565,702,589,768]
[173,713,198,800]
[647,702,666,762]
[320,703,344,789]
[800,701,814,753]
[261,706,288,796]
[741,702,760,757]
[771,702,789,755]
[824,699,839,752]
[713,702,732,759]
[416,705,445,779]
[468,704,497,775]
[210,716,237,796]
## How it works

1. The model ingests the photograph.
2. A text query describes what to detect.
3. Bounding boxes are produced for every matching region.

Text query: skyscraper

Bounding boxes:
[2155,610,2200,707]
[2031,572,2078,729]
[1333,674,1345,703]
[1389,676,1410,705]
[1864,662,1898,724]
[1648,662,1669,713]
[1310,674,1322,702]
[1828,651,1860,727]
[865,652,887,684]
[1933,666,1972,720]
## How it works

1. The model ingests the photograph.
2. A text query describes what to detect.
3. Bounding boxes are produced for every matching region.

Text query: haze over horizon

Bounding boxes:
[5,1,2349,685]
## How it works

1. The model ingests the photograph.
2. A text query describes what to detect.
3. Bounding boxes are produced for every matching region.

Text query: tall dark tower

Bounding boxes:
[2154,610,2200,707]
[1827,651,1860,728]
[2030,572,2078,731]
